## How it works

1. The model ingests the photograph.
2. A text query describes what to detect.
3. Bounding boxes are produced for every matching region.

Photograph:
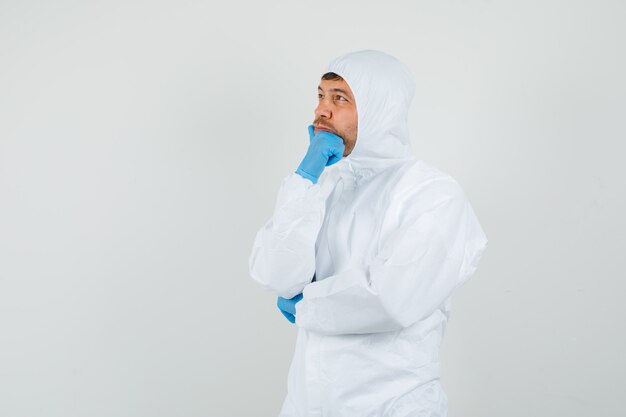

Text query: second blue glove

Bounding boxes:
[277,293,303,324]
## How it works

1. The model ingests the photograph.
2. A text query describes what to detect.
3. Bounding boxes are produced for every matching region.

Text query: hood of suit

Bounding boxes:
[327,50,416,173]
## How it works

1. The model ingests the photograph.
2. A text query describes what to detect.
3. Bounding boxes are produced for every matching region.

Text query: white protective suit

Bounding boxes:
[249,50,488,417]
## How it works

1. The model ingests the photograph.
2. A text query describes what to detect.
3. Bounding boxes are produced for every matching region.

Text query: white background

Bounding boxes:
[1,1,624,416]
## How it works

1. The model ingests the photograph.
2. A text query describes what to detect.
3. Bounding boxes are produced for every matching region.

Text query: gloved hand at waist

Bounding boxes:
[277,293,303,324]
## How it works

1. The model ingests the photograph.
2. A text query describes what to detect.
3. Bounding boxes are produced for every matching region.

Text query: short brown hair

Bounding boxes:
[321,72,343,81]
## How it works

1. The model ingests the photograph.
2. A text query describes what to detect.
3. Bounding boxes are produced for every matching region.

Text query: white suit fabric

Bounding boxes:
[249,50,488,417]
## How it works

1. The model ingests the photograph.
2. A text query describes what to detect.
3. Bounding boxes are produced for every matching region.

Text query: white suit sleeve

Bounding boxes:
[249,173,326,299]
[295,182,488,335]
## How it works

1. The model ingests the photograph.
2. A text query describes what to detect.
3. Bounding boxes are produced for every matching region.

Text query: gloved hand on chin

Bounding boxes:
[296,125,345,184]
[277,293,303,324]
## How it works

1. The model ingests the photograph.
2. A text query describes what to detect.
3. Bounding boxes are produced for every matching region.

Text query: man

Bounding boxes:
[249,50,488,417]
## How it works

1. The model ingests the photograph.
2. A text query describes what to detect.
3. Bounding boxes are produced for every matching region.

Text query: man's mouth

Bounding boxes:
[315,125,335,134]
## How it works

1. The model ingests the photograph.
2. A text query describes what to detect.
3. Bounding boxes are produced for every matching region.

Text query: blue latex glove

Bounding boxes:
[296,125,345,184]
[277,293,303,324]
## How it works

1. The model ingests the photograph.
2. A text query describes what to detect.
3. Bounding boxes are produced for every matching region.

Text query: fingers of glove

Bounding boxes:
[314,130,343,145]
[311,136,344,160]
[308,124,315,142]
[280,309,296,323]
[278,293,303,315]
[317,135,344,153]
[324,140,345,165]
[277,296,296,316]
[326,153,342,167]
[277,296,290,314]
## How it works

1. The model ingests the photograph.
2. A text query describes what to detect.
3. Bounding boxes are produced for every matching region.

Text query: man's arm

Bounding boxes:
[249,126,344,299]
[249,173,325,299]
[295,180,488,335]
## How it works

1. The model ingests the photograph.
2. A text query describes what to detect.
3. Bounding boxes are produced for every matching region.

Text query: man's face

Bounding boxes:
[313,78,358,157]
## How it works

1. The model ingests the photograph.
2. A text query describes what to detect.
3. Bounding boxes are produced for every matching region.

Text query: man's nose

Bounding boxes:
[315,99,332,119]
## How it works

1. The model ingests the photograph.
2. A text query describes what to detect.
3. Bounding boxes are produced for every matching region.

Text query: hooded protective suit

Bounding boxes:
[249,50,488,417]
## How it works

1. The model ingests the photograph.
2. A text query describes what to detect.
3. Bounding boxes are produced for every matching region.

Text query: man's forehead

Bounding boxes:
[318,79,354,98]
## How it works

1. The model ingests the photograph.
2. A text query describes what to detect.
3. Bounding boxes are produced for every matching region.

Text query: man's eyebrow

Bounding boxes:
[318,86,352,97]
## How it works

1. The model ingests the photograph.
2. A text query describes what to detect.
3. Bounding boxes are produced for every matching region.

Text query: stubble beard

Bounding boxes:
[313,118,358,157]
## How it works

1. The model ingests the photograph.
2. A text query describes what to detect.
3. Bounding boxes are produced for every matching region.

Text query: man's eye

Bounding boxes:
[318,94,324,99]
[335,95,346,101]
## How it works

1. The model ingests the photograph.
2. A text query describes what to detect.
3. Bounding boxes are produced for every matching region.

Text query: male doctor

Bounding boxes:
[249,50,488,417]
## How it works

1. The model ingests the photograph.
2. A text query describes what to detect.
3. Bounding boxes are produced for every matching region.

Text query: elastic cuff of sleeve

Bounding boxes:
[295,168,318,184]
